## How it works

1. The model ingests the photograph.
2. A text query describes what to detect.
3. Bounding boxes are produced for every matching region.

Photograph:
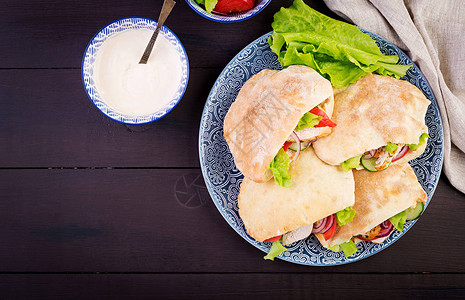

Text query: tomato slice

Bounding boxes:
[323,220,337,241]
[282,141,292,152]
[309,107,337,128]
[213,0,255,14]
[264,235,282,242]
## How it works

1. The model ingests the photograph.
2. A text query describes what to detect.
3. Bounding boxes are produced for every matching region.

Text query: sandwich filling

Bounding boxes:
[269,106,336,187]
[341,132,429,172]
[264,206,355,260]
[328,199,426,257]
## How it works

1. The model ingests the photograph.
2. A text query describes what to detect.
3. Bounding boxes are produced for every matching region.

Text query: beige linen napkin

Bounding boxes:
[323,0,465,193]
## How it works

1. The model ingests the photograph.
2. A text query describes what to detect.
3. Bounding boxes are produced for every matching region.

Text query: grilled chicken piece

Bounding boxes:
[282,224,313,246]
[359,225,381,240]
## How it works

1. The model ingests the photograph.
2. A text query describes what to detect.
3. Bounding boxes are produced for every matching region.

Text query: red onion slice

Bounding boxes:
[380,220,391,229]
[392,145,409,162]
[312,218,327,233]
[290,131,301,161]
[212,10,228,16]
[320,214,335,234]
[364,151,373,159]
[307,138,318,144]
[376,226,394,238]
[376,220,394,238]
[364,149,377,159]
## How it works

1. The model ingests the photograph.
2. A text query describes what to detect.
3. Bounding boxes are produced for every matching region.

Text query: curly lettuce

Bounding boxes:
[269,0,411,88]
[389,210,408,231]
[336,206,356,226]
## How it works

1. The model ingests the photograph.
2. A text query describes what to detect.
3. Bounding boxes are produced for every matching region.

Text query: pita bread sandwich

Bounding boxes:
[238,147,356,260]
[315,163,427,257]
[312,73,430,173]
[224,65,336,187]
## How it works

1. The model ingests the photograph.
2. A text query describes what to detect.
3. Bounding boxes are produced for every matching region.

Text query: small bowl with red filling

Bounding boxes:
[185,0,272,22]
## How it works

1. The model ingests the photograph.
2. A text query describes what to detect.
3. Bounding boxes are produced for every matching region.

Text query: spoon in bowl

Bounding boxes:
[139,0,176,64]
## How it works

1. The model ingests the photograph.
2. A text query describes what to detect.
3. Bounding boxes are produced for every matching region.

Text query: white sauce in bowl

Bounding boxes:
[94,29,183,116]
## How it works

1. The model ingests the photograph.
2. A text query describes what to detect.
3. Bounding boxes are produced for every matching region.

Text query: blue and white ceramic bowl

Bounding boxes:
[82,17,189,125]
[185,0,272,23]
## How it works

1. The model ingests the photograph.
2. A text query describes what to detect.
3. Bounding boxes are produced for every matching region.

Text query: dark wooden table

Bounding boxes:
[1,0,464,299]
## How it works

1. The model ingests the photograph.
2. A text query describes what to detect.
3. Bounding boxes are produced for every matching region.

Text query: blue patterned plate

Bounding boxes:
[82,17,189,125]
[198,31,444,265]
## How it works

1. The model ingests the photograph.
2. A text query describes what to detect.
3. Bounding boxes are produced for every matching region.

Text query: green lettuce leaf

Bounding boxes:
[295,112,322,132]
[327,241,358,257]
[204,0,218,13]
[385,142,398,154]
[408,133,429,151]
[268,0,412,88]
[269,148,292,187]
[389,210,408,231]
[336,206,356,226]
[328,244,340,252]
[341,154,362,172]
[194,0,217,13]
[339,240,358,257]
[264,239,288,261]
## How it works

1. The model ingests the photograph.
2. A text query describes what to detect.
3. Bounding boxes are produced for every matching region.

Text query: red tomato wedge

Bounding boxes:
[282,141,292,152]
[309,107,337,128]
[213,0,255,14]
[323,220,337,241]
[264,235,282,242]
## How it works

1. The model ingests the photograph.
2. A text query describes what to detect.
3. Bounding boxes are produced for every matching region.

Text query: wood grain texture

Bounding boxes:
[0,68,220,167]
[0,0,339,69]
[0,273,464,300]
[1,0,463,296]
[0,169,463,273]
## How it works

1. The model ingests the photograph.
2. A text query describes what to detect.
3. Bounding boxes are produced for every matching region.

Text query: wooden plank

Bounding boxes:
[0,273,464,299]
[0,68,221,167]
[0,169,463,273]
[0,0,339,68]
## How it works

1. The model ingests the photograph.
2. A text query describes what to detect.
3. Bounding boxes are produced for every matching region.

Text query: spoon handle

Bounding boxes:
[139,0,176,64]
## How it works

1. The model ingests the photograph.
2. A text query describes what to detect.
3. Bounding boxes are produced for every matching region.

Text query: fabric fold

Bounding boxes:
[323,0,465,193]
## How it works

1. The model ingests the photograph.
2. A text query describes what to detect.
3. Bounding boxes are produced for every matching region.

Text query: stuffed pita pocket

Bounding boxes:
[312,73,430,173]
[224,65,336,187]
[315,163,427,257]
[238,147,355,260]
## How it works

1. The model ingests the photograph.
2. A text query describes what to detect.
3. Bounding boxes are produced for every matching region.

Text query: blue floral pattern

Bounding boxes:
[198,31,444,265]
[82,17,189,124]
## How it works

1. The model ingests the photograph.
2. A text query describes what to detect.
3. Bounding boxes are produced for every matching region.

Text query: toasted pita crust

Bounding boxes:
[238,147,354,242]
[312,74,430,165]
[316,163,427,248]
[224,65,334,183]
